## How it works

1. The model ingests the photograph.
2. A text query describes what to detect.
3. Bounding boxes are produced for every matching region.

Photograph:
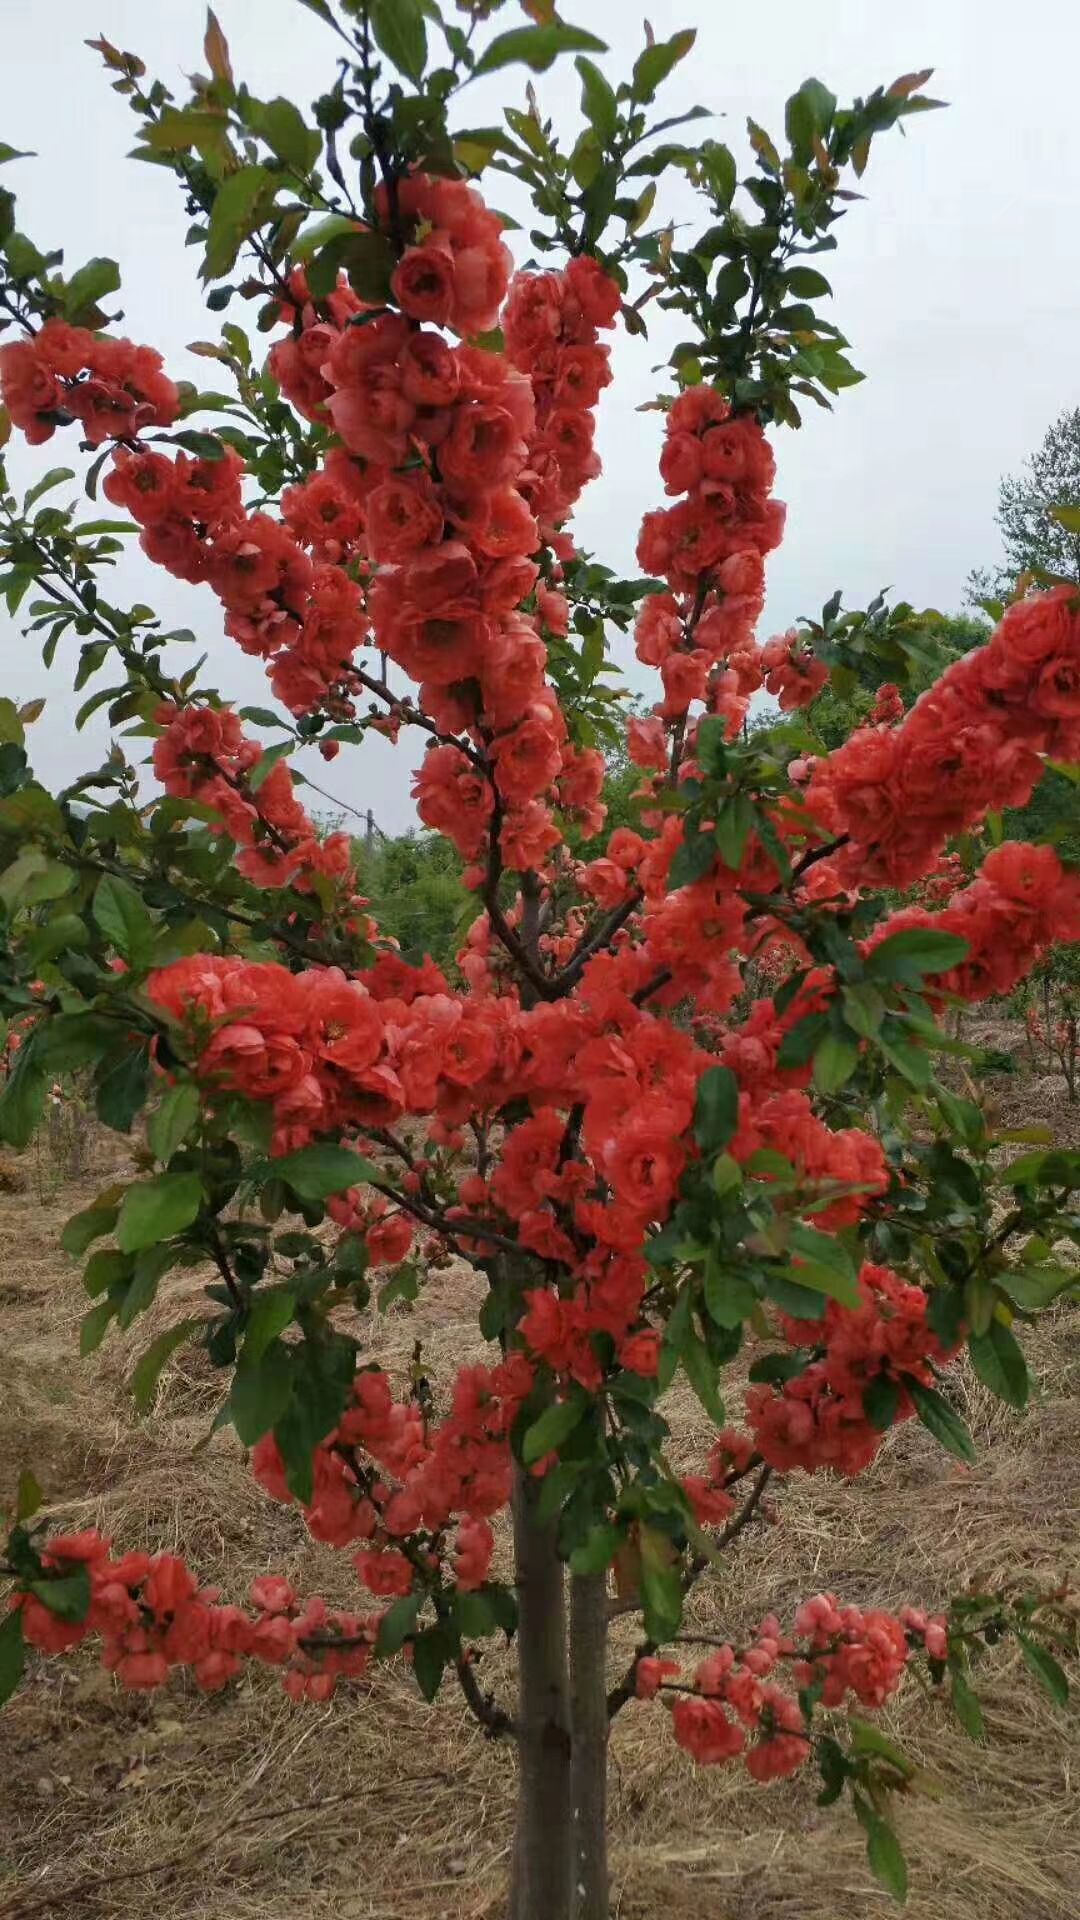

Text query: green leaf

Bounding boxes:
[204,165,275,280]
[788,1224,861,1308]
[118,1245,173,1329]
[777,1011,828,1069]
[131,1317,202,1412]
[116,1172,203,1253]
[878,1029,932,1090]
[29,1563,91,1623]
[148,1082,201,1164]
[378,1261,419,1311]
[632,29,696,103]
[813,1030,859,1094]
[522,1396,587,1467]
[863,1374,900,1432]
[83,1248,130,1299]
[763,1272,827,1320]
[247,739,293,792]
[577,56,617,141]
[273,1332,356,1503]
[24,467,76,509]
[474,24,607,78]
[1018,1635,1069,1708]
[96,1042,151,1134]
[0,144,33,166]
[704,1256,757,1330]
[950,1666,985,1740]
[785,78,837,160]
[63,256,121,323]
[866,927,968,985]
[747,117,781,174]
[455,1590,496,1638]
[639,1524,683,1641]
[16,1469,43,1522]
[92,872,155,967]
[231,1339,293,1445]
[996,1265,1074,1311]
[856,1800,908,1905]
[785,266,832,298]
[144,108,231,155]
[253,98,321,173]
[243,1288,296,1362]
[569,1522,624,1575]
[0,1611,25,1708]
[169,428,226,462]
[370,0,427,81]
[411,1627,446,1703]
[0,1029,48,1144]
[668,826,717,888]
[1049,503,1080,534]
[0,846,44,906]
[714,793,754,872]
[703,143,737,207]
[680,1329,725,1425]
[910,1380,976,1464]
[848,1717,915,1777]
[693,1065,739,1154]
[968,1318,1029,1410]
[80,1297,117,1355]
[376,1591,421,1657]
[290,213,363,263]
[61,1203,119,1258]
[272,1143,378,1201]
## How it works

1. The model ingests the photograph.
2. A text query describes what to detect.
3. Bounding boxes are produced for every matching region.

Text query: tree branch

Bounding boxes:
[455,1654,517,1741]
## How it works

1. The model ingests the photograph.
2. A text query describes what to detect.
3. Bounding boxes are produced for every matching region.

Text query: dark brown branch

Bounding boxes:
[554,887,643,993]
[791,833,850,881]
[631,967,673,1007]
[455,1654,517,1741]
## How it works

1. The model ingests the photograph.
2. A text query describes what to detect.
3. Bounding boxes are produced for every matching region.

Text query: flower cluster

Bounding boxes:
[808,585,1080,886]
[503,253,618,537]
[251,1356,531,1600]
[381,173,514,340]
[872,841,1080,1003]
[0,316,179,445]
[11,1528,378,1698]
[105,438,370,716]
[152,701,360,895]
[760,628,830,711]
[746,1262,956,1476]
[639,1592,947,1780]
[633,390,783,739]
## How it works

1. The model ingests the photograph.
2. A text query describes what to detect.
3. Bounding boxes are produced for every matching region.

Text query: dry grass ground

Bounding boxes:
[1,1053,1078,1920]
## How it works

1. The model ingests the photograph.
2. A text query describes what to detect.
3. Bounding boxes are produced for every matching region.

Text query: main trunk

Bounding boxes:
[570,1571,611,1919]
[509,1464,573,1920]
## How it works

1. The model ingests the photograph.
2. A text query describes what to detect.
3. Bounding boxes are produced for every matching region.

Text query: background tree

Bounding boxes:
[969,406,1080,604]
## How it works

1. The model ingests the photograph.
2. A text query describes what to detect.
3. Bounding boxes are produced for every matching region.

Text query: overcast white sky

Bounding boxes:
[2,0,1078,829]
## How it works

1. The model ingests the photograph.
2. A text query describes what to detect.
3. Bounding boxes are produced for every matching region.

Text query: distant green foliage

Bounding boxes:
[354,831,469,968]
[969,407,1080,604]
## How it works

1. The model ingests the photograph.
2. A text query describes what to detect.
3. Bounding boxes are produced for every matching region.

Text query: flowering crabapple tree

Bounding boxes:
[0,5,1078,1914]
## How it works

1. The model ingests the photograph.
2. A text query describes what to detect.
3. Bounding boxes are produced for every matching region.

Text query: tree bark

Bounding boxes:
[570,1571,610,1919]
[509,1464,572,1920]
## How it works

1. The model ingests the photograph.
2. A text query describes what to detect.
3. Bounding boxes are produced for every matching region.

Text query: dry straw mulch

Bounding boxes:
[0,1096,1078,1920]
